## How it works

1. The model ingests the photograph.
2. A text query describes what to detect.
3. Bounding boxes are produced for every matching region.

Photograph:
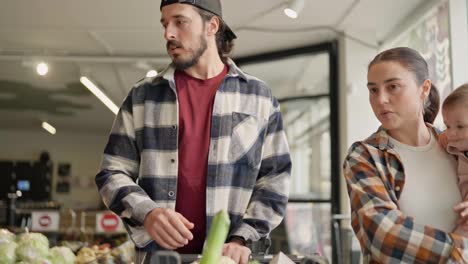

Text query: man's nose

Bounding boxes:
[164,25,176,40]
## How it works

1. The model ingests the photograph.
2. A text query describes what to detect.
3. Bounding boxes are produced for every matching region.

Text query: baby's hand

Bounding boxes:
[454,201,468,222]
[454,201,468,236]
[438,131,449,150]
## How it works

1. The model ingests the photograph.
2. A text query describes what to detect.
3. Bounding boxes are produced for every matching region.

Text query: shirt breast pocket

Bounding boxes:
[229,112,264,168]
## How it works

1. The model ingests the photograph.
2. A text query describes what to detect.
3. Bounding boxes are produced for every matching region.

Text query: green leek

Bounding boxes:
[199,210,231,264]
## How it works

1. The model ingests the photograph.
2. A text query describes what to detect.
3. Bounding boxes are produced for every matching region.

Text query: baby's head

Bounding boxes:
[442,83,468,142]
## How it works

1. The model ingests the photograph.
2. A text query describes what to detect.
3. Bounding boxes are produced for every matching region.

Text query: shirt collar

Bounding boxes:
[365,123,440,151]
[156,58,247,83]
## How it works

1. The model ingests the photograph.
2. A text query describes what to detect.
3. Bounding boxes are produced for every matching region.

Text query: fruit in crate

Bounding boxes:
[76,247,97,264]
[111,240,134,263]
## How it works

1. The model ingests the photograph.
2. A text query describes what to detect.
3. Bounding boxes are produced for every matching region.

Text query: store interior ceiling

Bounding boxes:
[0,0,427,135]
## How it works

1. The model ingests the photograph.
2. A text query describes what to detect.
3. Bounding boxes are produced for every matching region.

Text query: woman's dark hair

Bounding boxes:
[368,47,440,124]
[197,8,235,64]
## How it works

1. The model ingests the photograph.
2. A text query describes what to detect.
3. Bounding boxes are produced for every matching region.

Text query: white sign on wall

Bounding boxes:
[95,211,125,233]
[31,211,60,232]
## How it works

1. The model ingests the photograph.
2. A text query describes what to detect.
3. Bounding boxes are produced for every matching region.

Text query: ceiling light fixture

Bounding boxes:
[284,0,304,19]
[146,70,158,78]
[80,76,119,115]
[42,121,56,135]
[36,62,49,76]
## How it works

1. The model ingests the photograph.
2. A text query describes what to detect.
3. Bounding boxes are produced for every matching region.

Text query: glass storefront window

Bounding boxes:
[237,43,339,263]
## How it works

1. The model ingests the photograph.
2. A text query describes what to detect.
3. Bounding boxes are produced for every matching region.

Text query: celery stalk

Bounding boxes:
[199,210,231,264]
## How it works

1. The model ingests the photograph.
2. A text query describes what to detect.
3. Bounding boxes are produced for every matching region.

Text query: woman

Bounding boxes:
[343,47,468,263]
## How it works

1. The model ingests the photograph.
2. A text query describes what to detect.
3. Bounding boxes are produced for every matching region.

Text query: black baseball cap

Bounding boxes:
[160,0,237,40]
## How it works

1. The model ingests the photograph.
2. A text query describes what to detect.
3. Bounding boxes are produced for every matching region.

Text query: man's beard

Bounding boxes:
[168,34,208,71]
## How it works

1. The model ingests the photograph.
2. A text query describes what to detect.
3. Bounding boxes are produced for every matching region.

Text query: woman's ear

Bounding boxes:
[421,79,431,99]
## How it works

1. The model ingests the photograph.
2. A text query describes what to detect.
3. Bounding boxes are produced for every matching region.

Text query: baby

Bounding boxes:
[440,83,468,236]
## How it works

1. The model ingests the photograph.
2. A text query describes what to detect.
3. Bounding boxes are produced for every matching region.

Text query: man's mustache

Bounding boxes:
[166,40,183,49]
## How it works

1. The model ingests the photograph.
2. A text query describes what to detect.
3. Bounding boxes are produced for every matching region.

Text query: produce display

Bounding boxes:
[0,229,133,264]
[15,232,51,262]
[75,242,133,264]
[0,229,74,264]
[0,227,308,264]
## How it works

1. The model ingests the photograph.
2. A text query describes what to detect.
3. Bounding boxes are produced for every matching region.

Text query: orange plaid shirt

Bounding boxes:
[343,125,468,263]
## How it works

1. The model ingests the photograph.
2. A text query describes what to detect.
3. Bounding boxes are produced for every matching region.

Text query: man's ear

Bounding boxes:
[207,16,220,36]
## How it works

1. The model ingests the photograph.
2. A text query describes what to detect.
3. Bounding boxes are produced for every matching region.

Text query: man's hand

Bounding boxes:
[143,208,194,250]
[222,239,251,264]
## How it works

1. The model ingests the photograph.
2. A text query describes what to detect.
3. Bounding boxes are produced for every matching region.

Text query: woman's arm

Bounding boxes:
[344,142,468,263]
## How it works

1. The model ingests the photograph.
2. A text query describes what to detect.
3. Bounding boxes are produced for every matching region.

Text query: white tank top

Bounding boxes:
[390,130,460,232]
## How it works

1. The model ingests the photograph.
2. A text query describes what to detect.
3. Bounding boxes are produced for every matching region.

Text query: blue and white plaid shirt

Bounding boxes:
[96,59,292,250]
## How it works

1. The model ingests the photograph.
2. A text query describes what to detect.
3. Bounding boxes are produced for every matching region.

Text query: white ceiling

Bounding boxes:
[0,0,427,135]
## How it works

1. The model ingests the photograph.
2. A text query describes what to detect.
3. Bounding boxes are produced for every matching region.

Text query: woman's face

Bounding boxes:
[367,61,429,131]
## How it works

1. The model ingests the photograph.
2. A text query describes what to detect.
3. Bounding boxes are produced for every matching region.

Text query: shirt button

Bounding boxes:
[168,191,175,197]
[170,158,175,163]
[172,125,177,130]
[395,186,401,192]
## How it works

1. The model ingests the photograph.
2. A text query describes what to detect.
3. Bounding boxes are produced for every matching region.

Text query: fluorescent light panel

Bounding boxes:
[42,121,56,135]
[80,76,119,115]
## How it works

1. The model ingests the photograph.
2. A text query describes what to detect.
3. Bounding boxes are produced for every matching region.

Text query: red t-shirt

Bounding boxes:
[174,65,228,254]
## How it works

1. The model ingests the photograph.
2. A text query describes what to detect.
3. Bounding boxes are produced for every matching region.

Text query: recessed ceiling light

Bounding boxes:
[284,0,304,19]
[36,62,49,76]
[146,70,158,78]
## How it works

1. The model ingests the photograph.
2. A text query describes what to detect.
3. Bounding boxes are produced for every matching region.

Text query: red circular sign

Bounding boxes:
[39,215,52,227]
[100,213,119,232]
